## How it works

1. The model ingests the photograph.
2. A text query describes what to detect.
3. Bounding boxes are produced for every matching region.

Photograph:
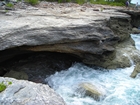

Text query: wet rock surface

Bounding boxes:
[130,63,140,78]
[76,82,105,101]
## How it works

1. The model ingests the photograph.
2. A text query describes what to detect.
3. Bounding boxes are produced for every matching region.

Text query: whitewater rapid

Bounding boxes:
[46,34,140,105]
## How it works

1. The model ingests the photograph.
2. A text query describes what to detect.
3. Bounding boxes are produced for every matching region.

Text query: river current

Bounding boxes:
[46,34,140,105]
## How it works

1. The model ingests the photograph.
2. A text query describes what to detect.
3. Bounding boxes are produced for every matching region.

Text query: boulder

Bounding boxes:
[76,82,105,101]
[0,77,66,105]
[130,63,140,78]
[132,28,140,34]
[4,70,28,80]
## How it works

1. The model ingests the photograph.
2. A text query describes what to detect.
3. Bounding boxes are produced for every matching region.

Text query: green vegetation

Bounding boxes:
[74,0,87,5]
[25,0,39,5]
[0,81,12,92]
[0,82,6,92]
[6,3,14,7]
[51,0,85,4]
[44,0,129,6]
[8,81,12,85]
[23,0,132,6]
[90,0,125,6]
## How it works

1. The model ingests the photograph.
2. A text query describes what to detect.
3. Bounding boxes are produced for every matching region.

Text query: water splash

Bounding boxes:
[46,34,140,105]
[131,34,140,50]
[46,63,140,105]
[123,53,134,65]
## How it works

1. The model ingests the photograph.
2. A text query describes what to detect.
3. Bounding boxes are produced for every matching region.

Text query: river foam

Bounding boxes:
[131,34,140,50]
[46,63,140,105]
[46,34,140,105]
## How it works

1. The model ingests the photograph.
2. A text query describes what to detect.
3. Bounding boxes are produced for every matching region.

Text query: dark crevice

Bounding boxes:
[0,51,81,83]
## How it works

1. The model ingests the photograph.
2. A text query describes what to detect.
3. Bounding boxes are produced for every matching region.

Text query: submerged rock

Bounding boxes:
[76,82,105,101]
[0,77,66,105]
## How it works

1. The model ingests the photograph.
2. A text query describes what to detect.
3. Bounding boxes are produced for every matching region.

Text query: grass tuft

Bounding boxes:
[0,82,7,92]
[25,0,39,5]
[0,81,12,92]
[6,3,14,7]
[45,0,125,6]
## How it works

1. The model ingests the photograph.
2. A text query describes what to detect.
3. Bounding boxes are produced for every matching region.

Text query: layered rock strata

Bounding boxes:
[0,3,135,69]
[118,10,140,28]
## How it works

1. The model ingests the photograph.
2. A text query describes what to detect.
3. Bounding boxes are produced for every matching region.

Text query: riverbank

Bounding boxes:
[0,2,140,105]
[1,1,140,74]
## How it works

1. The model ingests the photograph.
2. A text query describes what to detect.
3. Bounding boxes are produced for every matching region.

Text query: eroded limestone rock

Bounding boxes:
[119,9,140,28]
[0,77,66,105]
[118,10,140,28]
[108,16,132,41]
[0,2,139,69]
[76,82,105,101]
[130,63,140,78]
[90,37,140,69]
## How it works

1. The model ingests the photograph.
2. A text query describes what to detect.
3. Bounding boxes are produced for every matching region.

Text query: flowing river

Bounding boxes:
[46,34,140,105]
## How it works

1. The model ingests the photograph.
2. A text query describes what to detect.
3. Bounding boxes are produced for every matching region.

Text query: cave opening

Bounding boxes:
[0,51,81,83]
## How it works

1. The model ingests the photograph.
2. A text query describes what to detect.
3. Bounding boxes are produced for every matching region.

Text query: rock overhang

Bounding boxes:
[0,3,133,67]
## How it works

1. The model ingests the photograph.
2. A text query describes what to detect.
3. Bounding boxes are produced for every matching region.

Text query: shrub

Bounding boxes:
[6,3,14,7]
[90,0,125,6]
[45,0,125,6]
[25,0,39,5]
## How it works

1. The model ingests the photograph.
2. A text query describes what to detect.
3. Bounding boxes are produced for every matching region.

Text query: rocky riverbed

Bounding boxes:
[0,1,140,105]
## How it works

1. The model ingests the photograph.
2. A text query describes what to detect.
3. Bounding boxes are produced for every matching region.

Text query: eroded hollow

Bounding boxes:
[0,51,81,83]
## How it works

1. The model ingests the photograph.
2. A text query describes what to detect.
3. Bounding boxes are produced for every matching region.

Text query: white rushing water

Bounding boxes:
[46,34,140,105]
[131,34,140,50]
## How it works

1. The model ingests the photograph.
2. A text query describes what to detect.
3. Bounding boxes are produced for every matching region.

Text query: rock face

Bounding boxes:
[0,2,135,69]
[118,10,140,28]
[101,37,140,69]
[108,16,132,41]
[0,77,66,105]
[0,2,140,69]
